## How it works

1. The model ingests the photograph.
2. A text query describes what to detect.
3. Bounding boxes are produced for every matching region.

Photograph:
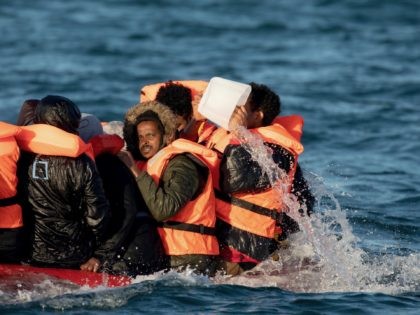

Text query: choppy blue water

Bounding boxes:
[1,0,419,314]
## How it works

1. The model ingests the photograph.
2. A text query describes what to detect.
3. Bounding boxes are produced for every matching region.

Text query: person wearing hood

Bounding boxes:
[17,95,110,271]
[77,113,167,276]
[118,101,220,275]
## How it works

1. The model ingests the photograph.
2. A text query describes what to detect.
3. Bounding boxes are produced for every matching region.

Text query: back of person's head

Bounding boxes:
[123,100,178,160]
[155,81,193,121]
[77,113,103,142]
[16,99,40,126]
[34,95,81,134]
[248,82,281,126]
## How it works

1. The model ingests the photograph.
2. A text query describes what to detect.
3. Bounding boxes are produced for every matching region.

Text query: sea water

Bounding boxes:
[0,0,419,314]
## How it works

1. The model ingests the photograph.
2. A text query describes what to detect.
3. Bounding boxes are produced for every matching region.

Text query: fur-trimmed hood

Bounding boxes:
[123,100,178,160]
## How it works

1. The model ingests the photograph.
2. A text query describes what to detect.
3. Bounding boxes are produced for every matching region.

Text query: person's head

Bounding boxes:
[155,81,193,132]
[17,99,40,126]
[123,101,178,160]
[245,82,281,128]
[77,113,103,142]
[34,95,81,134]
[135,113,164,160]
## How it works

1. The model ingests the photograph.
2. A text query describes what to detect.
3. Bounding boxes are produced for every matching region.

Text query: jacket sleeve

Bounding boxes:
[220,143,294,194]
[291,163,315,216]
[81,155,111,245]
[135,154,201,222]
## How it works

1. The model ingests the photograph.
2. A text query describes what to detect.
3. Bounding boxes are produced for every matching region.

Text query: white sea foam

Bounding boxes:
[1,128,418,307]
[212,127,420,294]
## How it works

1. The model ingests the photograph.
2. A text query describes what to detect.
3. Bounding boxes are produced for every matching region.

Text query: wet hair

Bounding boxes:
[16,99,40,126]
[123,101,178,160]
[34,95,81,134]
[155,81,192,121]
[248,82,281,126]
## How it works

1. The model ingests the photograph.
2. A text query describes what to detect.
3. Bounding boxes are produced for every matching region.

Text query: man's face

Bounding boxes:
[137,120,164,159]
[243,98,265,129]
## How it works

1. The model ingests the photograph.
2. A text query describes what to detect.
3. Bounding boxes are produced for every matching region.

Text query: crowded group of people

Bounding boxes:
[0,79,314,277]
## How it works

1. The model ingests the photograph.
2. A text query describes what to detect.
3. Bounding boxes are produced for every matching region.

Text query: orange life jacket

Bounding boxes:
[143,138,219,256]
[140,80,208,103]
[272,115,303,142]
[203,115,304,262]
[88,134,124,157]
[0,122,23,229]
[16,124,95,160]
[140,80,209,124]
[0,122,95,229]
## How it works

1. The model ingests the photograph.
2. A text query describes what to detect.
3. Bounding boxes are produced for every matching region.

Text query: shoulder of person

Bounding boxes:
[168,153,196,167]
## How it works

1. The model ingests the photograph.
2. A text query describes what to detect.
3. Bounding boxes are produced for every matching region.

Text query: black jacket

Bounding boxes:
[95,153,167,275]
[220,143,314,215]
[219,143,314,241]
[18,152,110,268]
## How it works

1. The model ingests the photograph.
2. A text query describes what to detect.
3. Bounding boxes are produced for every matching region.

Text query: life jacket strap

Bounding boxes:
[215,189,281,220]
[0,195,19,207]
[159,220,216,236]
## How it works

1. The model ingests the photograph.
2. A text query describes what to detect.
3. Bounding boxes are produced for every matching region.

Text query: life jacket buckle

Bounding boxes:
[199,224,205,234]
[32,159,49,180]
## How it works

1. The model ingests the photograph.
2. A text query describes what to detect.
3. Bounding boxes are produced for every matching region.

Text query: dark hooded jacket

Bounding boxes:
[18,95,110,268]
[94,153,167,276]
[124,101,218,275]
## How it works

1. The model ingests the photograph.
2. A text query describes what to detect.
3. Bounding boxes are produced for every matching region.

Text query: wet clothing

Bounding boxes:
[0,228,24,263]
[18,152,110,269]
[291,164,315,216]
[199,116,315,272]
[215,127,302,267]
[94,153,167,276]
[220,144,314,217]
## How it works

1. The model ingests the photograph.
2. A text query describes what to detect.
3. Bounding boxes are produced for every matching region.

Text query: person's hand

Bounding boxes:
[117,150,139,177]
[228,106,248,133]
[80,257,101,272]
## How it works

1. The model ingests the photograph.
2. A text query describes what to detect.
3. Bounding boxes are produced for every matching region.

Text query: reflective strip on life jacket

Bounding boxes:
[0,121,97,229]
[145,138,219,256]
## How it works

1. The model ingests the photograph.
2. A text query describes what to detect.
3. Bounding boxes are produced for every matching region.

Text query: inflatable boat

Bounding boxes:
[0,263,132,288]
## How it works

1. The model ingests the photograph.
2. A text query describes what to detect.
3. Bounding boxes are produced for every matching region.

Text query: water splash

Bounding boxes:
[214,127,420,294]
[0,273,80,305]
[1,128,418,309]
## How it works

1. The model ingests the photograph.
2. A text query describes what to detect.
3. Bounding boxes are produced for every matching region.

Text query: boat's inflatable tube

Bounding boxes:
[0,264,132,288]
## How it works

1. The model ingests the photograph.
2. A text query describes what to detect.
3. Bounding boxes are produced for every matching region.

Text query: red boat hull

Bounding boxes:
[0,264,132,288]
